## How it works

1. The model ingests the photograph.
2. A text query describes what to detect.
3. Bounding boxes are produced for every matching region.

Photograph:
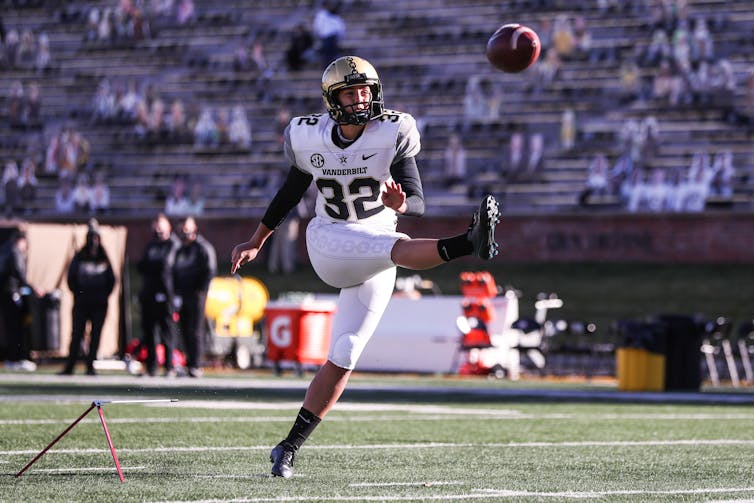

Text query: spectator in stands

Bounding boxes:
[98,8,116,43]
[176,0,195,25]
[35,32,50,73]
[133,100,150,139]
[90,171,111,213]
[578,152,610,206]
[463,75,498,126]
[92,78,116,124]
[147,97,167,139]
[710,150,735,197]
[250,38,272,78]
[643,29,671,67]
[643,167,669,212]
[25,81,41,126]
[663,166,685,212]
[228,105,252,150]
[194,107,219,148]
[2,160,19,216]
[7,80,24,125]
[312,0,345,69]
[709,59,736,114]
[737,71,754,128]
[165,175,189,216]
[4,28,19,68]
[16,29,35,69]
[626,168,648,212]
[552,14,574,61]
[530,47,561,93]
[504,131,526,181]
[275,105,291,147]
[116,79,142,121]
[166,98,189,142]
[619,60,642,104]
[85,8,100,42]
[184,179,205,215]
[232,38,250,72]
[18,157,37,214]
[652,59,682,105]
[691,15,714,63]
[560,108,576,151]
[442,133,467,188]
[679,163,710,212]
[525,132,545,179]
[688,150,712,184]
[671,21,692,71]
[285,23,314,72]
[215,107,230,146]
[73,173,92,213]
[638,115,661,165]
[54,177,75,214]
[572,16,593,62]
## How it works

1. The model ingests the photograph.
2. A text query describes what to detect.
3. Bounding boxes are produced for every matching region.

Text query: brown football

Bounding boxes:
[486,23,541,73]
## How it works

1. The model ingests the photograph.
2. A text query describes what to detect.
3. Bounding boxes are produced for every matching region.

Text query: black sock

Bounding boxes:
[437,233,473,262]
[282,407,321,451]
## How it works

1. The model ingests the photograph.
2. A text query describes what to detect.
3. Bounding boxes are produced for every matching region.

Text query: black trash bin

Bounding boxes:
[654,314,704,391]
[31,291,62,352]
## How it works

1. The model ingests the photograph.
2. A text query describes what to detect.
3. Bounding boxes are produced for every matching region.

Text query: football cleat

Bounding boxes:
[468,195,501,260]
[270,442,296,479]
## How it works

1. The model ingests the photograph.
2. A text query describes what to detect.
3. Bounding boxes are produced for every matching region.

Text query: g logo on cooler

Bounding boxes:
[270,315,292,348]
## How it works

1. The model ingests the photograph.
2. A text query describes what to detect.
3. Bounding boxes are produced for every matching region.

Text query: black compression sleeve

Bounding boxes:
[261,167,313,229]
[390,156,425,217]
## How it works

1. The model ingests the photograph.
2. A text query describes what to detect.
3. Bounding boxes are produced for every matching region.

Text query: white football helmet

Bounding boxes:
[321,56,384,125]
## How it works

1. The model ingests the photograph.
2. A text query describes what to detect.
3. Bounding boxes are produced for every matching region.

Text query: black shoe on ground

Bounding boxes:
[270,442,296,478]
[86,367,97,376]
[468,195,501,260]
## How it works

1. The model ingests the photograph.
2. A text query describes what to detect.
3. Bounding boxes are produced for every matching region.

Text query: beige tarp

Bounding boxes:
[25,222,127,358]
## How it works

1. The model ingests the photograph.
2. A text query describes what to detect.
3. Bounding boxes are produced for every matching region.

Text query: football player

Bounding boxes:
[230,55,501,478]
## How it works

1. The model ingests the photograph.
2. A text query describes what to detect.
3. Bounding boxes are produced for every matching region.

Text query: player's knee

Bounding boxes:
[328,332,366,370]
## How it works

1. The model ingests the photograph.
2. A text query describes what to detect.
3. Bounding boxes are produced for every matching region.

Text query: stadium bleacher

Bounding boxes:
[1,0,753,218]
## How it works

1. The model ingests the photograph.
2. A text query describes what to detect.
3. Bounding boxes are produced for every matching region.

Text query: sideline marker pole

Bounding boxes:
[15,398,177,481]
[15,403,96,478]
[96,404,124,482]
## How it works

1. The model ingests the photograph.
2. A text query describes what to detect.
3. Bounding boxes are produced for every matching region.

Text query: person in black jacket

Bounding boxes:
[137,213,179,377]
[60,219,115,376]
[166,216,216,378]
[0,229,39,371]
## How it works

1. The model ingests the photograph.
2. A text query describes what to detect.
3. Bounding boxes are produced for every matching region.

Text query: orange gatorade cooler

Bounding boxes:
[264,301,337,370]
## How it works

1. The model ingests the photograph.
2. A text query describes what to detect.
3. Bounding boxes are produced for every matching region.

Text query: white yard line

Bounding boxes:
[3,439,754,457]
[158,486,754,502]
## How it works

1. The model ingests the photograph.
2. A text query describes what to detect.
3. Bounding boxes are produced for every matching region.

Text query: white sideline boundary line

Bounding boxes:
[5,409,754,427]
[3,439,754,457]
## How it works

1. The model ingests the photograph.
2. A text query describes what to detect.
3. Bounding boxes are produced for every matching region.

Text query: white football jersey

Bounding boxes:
[284,110,421,231]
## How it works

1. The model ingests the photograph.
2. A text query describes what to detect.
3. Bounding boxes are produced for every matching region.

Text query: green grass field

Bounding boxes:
[2,373,754,502]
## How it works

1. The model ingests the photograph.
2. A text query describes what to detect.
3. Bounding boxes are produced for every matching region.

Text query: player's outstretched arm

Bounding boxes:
[230,222,273,274]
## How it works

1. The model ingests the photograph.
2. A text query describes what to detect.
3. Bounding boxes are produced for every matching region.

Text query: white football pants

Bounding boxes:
[306,216,406,369]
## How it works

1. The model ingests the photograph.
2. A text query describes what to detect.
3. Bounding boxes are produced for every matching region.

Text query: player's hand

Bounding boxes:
[381,180,407,213]
[231,241,260,274]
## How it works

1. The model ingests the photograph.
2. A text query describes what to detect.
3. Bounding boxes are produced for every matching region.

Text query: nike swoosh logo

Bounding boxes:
[362,153,378,160]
